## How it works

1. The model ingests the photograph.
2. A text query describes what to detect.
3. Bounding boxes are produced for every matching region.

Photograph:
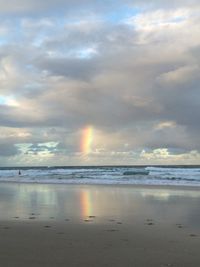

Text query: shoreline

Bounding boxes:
[0,180,200,190]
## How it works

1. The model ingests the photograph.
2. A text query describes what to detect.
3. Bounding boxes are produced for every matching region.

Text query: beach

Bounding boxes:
[0,183,200,267]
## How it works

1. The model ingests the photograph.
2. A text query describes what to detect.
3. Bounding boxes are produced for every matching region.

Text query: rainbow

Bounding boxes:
[81,126,93,154]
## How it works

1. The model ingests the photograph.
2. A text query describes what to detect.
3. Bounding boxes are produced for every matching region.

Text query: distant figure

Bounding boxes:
[18,170,21,175]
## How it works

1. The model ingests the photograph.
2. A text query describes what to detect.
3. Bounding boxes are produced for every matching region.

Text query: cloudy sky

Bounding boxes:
[0,0,200,166]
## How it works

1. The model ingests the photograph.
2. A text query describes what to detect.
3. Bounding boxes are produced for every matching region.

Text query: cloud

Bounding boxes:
[127,0,200,10]
[0,142,19,157]
[0,1,200,165]
[0,0,199,16]
[0,0,123,16]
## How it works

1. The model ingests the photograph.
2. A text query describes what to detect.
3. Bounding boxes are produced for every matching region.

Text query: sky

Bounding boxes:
[0,0,200,166]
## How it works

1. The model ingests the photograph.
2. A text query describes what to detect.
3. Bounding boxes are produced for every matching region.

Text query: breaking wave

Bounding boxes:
[0,166,199,186]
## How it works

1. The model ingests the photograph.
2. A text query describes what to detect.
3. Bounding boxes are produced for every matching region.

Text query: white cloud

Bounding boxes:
[127,8,190,30]
[157,65,200,85]
[140,149,200,164]
[154,121,176,130]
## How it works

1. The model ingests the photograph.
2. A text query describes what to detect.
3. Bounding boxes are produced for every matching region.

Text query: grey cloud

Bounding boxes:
[190,45,200,61]
[127,0,200,9]
[154,66,200,130]
[0,0,199,16]
[1,44,199,152]
[0,0,121,16]
[0,1,200,164]
[0,142,19,157]
[42,23,136,51]
[36,57,98,80]
[143,127,198,151]
[56,141,80,154]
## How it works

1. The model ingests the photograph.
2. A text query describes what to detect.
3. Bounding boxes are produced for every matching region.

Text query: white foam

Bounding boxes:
[0,166,199,186]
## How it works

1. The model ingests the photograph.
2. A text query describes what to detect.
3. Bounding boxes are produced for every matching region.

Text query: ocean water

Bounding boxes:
[0,166,199,186]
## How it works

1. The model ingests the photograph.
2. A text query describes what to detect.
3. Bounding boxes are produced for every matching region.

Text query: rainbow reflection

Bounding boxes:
[81,126,93,154]
[81,190,92,218]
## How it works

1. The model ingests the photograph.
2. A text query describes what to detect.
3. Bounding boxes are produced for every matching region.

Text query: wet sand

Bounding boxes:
[0,183,200,266]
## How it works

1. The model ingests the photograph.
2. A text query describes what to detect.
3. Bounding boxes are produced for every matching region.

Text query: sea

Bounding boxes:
[0,165,199,187]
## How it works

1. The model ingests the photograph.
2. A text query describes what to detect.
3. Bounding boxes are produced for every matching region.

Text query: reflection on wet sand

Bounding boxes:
[140,188,200,201]
[80,190,93,218]
[0,183,199,230]
[0,184,58,220]
[0,183,200,267]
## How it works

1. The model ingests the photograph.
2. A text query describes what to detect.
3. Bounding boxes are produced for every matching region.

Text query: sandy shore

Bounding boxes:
[0,183,200,267]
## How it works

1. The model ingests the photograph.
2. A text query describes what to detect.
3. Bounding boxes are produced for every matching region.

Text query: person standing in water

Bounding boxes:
[18,170,21,175]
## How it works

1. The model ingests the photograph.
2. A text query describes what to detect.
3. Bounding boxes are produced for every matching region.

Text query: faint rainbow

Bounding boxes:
[81,126,93,154]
